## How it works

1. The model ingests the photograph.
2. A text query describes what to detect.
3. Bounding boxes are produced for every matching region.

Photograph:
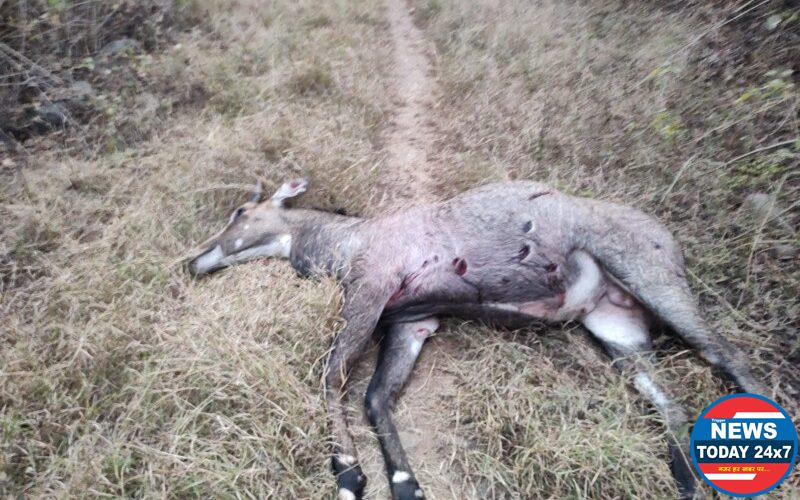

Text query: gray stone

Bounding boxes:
[35,103,68,128]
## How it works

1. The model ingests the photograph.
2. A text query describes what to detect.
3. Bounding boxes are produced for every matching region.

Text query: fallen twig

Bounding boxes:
[723,138,797,167]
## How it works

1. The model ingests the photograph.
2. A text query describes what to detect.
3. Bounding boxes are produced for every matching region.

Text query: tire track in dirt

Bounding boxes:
[349,1,470,499]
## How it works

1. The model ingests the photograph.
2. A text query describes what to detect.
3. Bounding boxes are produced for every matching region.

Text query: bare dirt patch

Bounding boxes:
[376,0,441,209]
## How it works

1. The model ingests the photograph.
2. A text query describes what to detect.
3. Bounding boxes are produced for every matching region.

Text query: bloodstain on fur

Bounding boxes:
[453,257,467,276]
[387,286,406,305]
[387,273,418,305]
[528,191,551,201]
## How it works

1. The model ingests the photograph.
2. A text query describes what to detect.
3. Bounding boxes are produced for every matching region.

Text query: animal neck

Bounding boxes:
[286,209,365,279]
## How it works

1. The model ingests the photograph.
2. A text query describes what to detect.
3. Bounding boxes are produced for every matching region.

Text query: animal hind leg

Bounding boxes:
[365,317,439,500]
[583,221,767,395]
[630,278,768,395]
[588,240,766,394]
[622,355,697,500]
[582,290,698,499]
[664,294,767,396]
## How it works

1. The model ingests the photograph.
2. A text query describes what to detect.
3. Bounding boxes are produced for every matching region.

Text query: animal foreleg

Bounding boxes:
[327,281,393,500]
[365,317,439,500]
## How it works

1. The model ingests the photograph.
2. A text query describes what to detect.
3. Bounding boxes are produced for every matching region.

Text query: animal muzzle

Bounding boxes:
[186,245,225,277]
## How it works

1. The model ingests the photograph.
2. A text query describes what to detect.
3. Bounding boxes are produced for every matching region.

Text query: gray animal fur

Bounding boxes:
[188,179,767,500]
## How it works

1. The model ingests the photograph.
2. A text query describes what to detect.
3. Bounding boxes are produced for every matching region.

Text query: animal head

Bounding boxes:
[186,178,308,277]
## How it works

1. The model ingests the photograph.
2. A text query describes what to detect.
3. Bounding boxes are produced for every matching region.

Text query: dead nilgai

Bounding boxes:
[187,179,766,500]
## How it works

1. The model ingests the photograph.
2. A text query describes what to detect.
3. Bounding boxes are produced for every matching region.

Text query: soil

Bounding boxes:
[376,0,440,210]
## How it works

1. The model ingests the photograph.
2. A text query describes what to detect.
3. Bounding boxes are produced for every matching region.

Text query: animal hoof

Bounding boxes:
[336,470,365,500]
[333,457,366,500]
[391,473,424,500]
[668,442,698,500]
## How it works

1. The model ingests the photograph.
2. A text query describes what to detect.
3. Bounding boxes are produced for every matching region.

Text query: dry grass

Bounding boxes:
[1,0,799,498]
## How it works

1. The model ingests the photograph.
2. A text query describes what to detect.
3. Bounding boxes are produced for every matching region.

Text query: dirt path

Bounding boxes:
[349,1,470,499]
[376,0,440,209]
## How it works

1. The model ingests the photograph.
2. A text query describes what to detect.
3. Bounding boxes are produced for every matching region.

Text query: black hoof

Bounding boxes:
[669,443,697,500]
[332,456,366,500]
[390,472,424,500]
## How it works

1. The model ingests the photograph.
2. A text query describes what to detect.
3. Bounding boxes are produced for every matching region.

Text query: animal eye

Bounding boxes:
[234,207,245,219]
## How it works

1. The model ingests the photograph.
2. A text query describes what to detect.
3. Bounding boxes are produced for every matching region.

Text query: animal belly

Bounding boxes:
[484,295,565,320]
[552,250,606,320]
[485,251,610,322]
[383,248,617,325]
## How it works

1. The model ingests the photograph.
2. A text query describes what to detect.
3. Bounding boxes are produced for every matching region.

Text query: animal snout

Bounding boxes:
[185,258,201,278]
[186,245,225,278]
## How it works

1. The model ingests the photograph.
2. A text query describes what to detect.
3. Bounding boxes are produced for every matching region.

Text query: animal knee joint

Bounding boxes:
[364,392,387,419]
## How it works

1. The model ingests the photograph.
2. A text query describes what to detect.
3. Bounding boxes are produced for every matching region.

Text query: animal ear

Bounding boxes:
[249,180,263,203]
[270,178,309,207]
